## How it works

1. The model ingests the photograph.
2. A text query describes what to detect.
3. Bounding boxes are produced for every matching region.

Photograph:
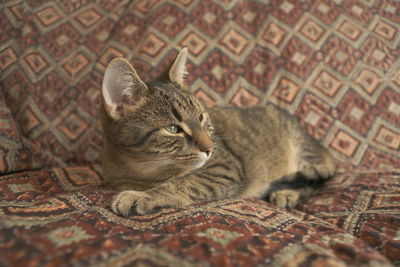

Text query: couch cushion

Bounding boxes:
[297,169,400,264]
[0,167,392,266]
[0,91,63,174]
[1,0,399,170]
[0,1,126,166]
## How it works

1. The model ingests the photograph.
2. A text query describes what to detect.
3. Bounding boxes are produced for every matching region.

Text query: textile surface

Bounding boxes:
[0,0,399,266]
[0,168,393,266]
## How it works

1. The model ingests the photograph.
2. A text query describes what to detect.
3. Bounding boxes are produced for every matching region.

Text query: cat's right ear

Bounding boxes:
[102,58,148,120]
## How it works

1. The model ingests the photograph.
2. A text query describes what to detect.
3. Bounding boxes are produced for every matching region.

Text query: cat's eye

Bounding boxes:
[199,114,204,122]
[165,125,180,134]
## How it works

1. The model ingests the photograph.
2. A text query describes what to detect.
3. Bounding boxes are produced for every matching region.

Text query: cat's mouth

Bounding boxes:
[174,152,210,170]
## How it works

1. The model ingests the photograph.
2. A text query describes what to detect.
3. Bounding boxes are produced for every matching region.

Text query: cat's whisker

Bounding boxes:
[212,137,234,142]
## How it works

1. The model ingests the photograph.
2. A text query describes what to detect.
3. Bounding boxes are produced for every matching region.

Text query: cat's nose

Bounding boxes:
[200,146,213,157]
[193,131,213,157]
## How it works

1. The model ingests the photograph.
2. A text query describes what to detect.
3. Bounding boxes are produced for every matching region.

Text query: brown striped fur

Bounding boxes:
[101,48,336,216]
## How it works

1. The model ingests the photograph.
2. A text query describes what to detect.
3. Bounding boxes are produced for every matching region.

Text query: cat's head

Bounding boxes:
[101,48,214,171]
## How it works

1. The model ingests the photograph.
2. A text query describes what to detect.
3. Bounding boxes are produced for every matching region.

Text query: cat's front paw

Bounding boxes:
[111,190,152,216]
[269,189,301,208]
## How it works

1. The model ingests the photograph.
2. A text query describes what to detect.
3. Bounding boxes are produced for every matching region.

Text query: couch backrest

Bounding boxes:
[1,0,399,173]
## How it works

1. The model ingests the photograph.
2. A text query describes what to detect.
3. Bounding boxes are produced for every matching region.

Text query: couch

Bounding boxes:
[0,0,399,266]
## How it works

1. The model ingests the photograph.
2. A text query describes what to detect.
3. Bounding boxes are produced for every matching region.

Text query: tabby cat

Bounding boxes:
[101,48,336,217]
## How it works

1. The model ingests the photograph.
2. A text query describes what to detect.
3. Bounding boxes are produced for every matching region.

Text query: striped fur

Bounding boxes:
[102,50,336,216]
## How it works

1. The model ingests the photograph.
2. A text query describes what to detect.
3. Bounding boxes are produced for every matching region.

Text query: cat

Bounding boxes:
[101,48,336,217]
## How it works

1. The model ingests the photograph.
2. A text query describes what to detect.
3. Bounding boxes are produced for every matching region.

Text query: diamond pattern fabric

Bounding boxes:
[0,0,399,265]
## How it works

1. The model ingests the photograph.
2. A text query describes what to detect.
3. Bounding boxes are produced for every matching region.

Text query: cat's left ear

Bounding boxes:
[102,58,148,120]
[169,47,188,88]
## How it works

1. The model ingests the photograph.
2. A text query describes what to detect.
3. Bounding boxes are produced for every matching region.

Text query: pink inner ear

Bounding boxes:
[169,48,188,86]
[102,63,127,119]
[103,62,132,106]
[102,80,134,120]
[103,77,119,106]
[102,59,149,120]
[108,81,126,105]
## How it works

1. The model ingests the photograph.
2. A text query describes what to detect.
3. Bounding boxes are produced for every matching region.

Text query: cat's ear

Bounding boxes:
[102,58,148,120]
[169,47,188,88]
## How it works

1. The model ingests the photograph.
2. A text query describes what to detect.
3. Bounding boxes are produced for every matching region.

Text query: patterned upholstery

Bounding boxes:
[0,0,399,265]
[298,169,400,262]
[0,168,393,266]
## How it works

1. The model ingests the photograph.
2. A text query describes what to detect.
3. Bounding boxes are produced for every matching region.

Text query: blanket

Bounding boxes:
[0,0,399,265]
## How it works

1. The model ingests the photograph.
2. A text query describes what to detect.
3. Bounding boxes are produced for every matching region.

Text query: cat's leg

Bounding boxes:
[111,154,245,216]
[269,187,314,208]
[296,134,336,180]
[265,173,321,208]
[266,134,335,208]
[112,175,244,216]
